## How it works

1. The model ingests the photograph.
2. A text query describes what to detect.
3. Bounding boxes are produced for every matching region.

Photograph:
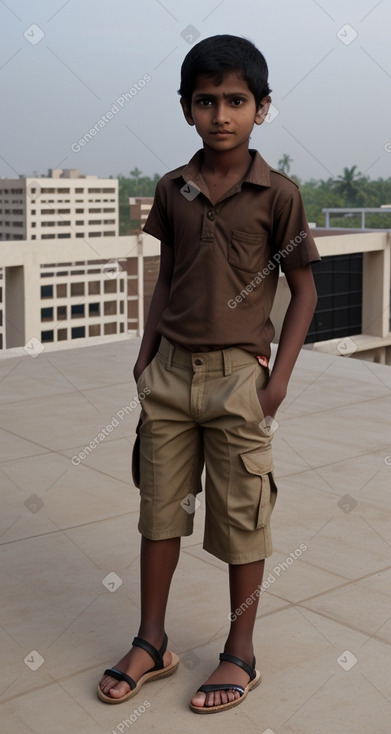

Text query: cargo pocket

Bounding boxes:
[228,231,268,273]
[240,448,278,529]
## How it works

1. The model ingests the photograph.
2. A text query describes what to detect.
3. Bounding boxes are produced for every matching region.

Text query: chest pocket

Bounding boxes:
[229,230,269,273]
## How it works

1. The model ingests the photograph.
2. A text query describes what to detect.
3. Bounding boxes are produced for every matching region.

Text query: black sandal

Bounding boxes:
[190,652,261,714]
[97,633,179,704]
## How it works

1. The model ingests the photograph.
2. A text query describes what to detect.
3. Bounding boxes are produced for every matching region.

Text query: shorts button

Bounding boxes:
[194,358,203,365]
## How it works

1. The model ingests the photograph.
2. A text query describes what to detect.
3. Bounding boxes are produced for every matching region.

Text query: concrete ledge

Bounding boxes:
[312,332,391,364]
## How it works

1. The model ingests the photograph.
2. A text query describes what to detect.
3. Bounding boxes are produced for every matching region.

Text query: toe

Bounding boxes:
[107,681,130,698]
[190,691,207,708]
[99,676,129,698]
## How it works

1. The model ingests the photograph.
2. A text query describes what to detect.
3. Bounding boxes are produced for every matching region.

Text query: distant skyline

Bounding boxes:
[1,0,391,183]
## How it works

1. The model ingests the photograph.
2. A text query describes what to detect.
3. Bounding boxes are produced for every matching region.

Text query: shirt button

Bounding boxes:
[194,358,203,366]
[207,210,215,220]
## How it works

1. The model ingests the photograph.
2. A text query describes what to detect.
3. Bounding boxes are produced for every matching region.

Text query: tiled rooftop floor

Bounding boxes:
[1,338,391,733]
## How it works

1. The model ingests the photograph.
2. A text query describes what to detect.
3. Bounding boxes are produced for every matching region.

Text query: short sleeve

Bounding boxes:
[142,178,173,247]
[272,188,321,272]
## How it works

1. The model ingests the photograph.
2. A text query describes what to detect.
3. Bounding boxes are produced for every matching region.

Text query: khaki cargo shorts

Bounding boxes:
[133,337,278,565]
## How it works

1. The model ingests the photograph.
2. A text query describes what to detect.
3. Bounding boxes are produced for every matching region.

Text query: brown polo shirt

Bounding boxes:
[143,149,320,357]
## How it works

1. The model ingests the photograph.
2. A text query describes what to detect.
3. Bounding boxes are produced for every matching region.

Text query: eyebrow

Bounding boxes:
[193,91,250,100]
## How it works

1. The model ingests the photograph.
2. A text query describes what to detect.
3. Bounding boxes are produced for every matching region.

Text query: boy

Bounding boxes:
[98,34,320,714]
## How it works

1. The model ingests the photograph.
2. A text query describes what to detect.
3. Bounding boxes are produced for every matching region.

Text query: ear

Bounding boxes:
[180,97,195,126]
[255,95,272,126]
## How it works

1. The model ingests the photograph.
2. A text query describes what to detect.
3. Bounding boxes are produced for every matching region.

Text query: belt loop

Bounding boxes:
[223,349,232,376]
[166,341,174,371]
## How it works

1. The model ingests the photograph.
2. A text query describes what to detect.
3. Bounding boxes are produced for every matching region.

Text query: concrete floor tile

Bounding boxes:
[271,472,391,580]
[262,548,349,604]
[59,435,135,485]
[2,341,391,734]
[0,456,137,543]
[302,566,391,642]
[0,427,49,464]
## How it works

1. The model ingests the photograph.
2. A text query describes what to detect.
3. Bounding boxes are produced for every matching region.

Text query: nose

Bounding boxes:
[212,101,229,125]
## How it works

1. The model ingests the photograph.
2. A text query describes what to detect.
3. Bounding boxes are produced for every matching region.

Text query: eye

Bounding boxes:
[231,97,245,106]
[197,98,214,107]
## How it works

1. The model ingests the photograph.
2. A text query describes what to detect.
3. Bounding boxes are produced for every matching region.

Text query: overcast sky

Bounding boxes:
[1,0,390,184]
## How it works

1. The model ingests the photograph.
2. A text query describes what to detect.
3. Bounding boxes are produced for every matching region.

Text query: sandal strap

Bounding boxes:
[197,683,245,696]
[132,632,168,670]
[219,652,256,681]
[104,667,136,690]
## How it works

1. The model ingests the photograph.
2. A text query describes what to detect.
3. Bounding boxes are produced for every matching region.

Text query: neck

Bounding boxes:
[201,143,252,177]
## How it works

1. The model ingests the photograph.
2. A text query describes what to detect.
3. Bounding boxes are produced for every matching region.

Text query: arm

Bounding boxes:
[257,265,318,418]
[133,241,174,382]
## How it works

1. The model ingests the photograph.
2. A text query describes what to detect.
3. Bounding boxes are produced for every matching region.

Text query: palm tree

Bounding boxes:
[278,154,293,174]
[333,166,365,206]
[130,167,143,195]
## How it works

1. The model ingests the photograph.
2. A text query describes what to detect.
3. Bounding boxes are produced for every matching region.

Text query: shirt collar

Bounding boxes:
[168,149,271,190]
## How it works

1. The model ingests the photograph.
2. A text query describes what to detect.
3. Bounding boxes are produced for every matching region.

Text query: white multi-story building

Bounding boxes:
[0,168,118,241]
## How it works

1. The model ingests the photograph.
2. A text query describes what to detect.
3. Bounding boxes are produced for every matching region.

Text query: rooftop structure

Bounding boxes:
[1,337,390,732]
[0,170,118,242]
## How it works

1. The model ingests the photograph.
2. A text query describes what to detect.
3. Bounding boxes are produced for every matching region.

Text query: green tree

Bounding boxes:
[130,167,143,195]
[332,166,367,207]
[278,154,293,174]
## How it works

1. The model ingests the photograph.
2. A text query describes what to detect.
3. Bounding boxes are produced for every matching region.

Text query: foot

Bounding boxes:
[190,652,254,710]
[99,639,172,700]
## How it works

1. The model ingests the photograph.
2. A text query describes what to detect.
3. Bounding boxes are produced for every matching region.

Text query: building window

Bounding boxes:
[104,301,117,315]
[71,326,85,338]
[71,282,85,296]
[104,280,117,294]
[88,281,100,294]
[57,328,68,340]
[56,283,67,297]
[57,306,67,320]
[104,322,117,335]
[71,304,85,318]
[41,307,53,321]
[41,330,54,342]
[89,302,100,316]
[41,285,53,299]
[89,324,100,336]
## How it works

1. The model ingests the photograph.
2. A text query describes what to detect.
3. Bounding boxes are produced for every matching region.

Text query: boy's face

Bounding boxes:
[181,70,270,152]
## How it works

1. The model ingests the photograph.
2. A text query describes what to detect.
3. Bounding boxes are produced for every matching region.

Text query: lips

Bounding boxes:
[211,130,233,136]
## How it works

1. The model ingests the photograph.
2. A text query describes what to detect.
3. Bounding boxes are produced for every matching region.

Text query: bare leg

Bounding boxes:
[99,536,180,699]
[191,559,265,709]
